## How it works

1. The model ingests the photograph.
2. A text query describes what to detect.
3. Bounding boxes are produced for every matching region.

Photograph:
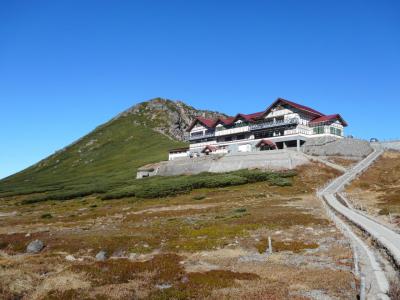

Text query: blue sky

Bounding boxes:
[1,0,399,179]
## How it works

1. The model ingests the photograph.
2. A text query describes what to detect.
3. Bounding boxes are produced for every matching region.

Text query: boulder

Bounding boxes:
[65,255,76,261]
[26,240,44,253]
[95,250,108,261]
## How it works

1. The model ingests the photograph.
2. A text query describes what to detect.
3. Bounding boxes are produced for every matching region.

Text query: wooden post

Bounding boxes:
[389,213,393,223]
[360,275,366,300]
[268,236,272,255]
[353,247,359,277]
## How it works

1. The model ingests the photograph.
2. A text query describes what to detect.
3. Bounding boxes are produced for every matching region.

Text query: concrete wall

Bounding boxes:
[302,136,372,158]
[380,141,400,151]
[137,150,309,178]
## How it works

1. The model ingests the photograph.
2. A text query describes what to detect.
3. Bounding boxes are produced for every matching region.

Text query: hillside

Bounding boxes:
[0,98,227,198]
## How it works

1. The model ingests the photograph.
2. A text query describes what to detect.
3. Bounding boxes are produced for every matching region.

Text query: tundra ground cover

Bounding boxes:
[0,163,356,299]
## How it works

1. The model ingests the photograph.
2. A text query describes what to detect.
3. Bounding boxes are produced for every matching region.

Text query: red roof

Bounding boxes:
[218,117,235,125]
[187,98,346,131]
[243,111,265,119]
[187,116,216,131]
[256,139,277,148]
[230,111,265,124]
[310,114,348,126]
[264,98,324,118]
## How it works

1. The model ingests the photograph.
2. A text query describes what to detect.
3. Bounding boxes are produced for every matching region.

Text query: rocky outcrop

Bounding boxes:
[117,98,228,141]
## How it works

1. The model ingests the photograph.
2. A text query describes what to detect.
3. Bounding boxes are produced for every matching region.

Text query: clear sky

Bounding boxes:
[1,0,399,179]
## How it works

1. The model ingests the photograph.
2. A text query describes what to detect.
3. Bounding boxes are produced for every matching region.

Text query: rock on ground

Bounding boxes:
[26,240,45,253]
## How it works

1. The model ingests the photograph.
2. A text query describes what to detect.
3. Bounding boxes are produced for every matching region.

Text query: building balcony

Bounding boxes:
[188,132,215,141]
[249,118,299,131]
[215,125,250,136]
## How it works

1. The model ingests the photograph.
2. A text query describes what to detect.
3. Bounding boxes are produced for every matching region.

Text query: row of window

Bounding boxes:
[190,129,215,137]
[254,129,284,139]
[313,126,342,136]
[217,134,246,142]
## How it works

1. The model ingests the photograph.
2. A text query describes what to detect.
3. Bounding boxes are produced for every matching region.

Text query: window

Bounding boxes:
[191,131,204,137]
[205,129,214,135]
[225,136,232,142]
[234,121,247,128]
[330,127,342,136]
[254,131,273,139]
[313,126,324,134]
[236,134,245,140]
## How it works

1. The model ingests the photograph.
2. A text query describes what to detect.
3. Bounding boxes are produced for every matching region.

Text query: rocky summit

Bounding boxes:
[117,98,228,141]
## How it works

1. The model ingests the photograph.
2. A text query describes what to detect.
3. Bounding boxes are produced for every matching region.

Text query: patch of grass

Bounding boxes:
[101,169,295,200]
[192,195,206,200]
[44,289,90,300]
[166,223,259,252]
[149,270,259,299]
[73,253,259,300]
[234,207,247,213]
[378,207,390,215]
[72,254,184,285]
[0,232,47,254]
[21,187,108,205]
[41,213,53,219]
[256,239,319,253]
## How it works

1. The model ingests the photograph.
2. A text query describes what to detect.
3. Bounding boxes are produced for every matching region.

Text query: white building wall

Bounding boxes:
[191,123,208,134]
[169,152,189,160]
[215,125,249,136]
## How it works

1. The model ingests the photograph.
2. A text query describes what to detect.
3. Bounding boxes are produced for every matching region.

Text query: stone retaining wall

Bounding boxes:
[137,150,309,178]
[380,141,400,151]
[302,137,372,158]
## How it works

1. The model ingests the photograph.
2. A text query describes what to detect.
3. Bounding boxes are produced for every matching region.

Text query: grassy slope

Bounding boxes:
[0,114,186,197]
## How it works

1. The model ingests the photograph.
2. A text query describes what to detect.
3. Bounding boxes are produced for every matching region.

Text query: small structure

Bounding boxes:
[136,163,160,179]
[256,139,277,151]
[168,147,189,161]
[201,145,218,155]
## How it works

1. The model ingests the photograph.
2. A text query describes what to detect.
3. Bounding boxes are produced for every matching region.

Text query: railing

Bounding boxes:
[249,118,299,131]
[216,122,248,132]
[188,132,215,141]
[215,125,249,137]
